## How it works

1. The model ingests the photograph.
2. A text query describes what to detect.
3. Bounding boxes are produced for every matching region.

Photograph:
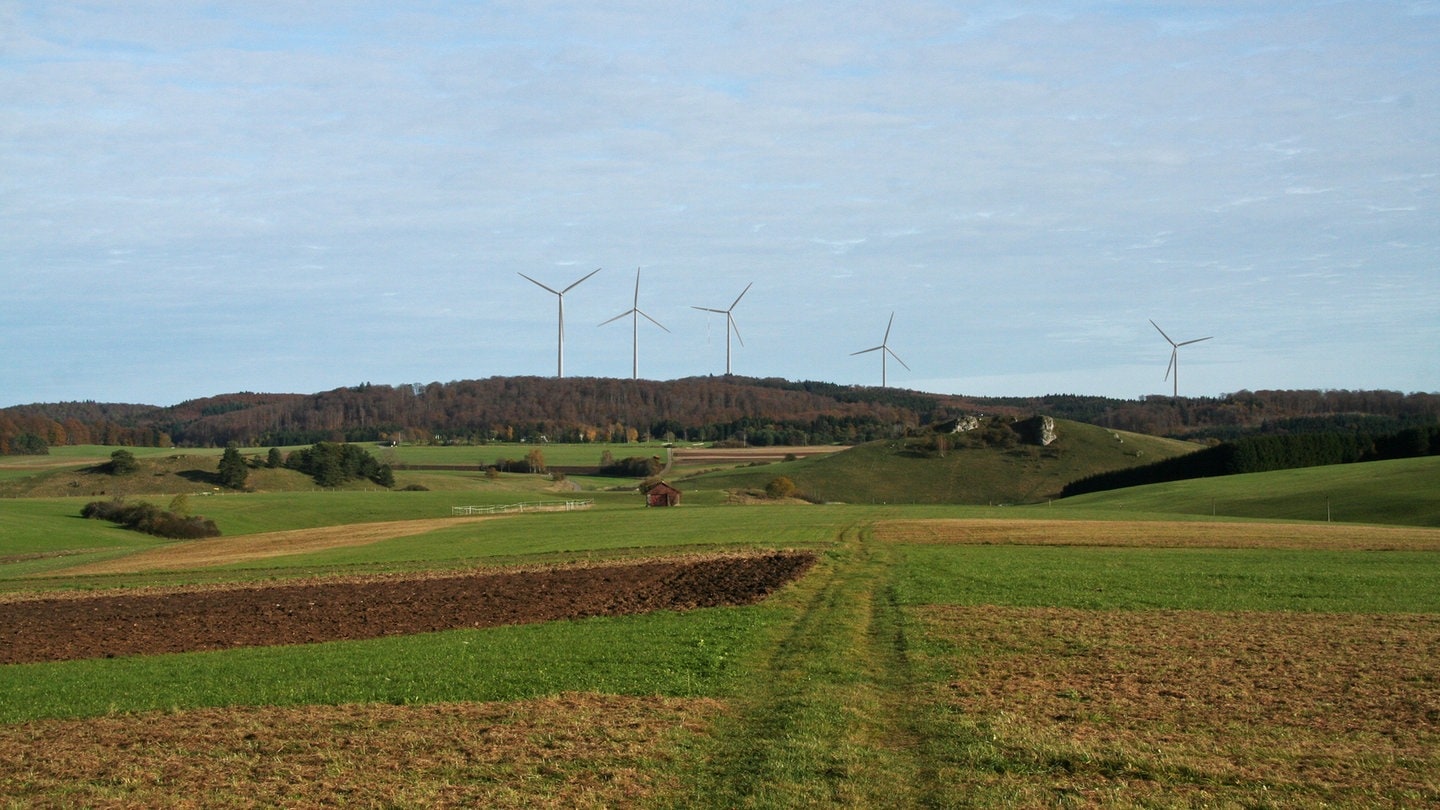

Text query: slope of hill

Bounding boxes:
[1054,455,1440,528]
[686,419,1201,505]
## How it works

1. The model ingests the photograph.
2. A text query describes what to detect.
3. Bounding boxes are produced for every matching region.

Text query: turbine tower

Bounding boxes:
[601,268,669,380]
[1150,319,1212,398]
[518,268,601,378]
[691,282,752,375]
[851,312,910,387]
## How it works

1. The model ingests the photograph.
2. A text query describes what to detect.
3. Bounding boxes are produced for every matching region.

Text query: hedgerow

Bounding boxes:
[81,499,221,539]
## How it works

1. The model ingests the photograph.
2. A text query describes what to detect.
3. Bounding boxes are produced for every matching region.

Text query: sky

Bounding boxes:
[3,1,1437,408]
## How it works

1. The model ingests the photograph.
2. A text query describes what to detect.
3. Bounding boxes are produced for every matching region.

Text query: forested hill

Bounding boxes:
[2,377,1437,452]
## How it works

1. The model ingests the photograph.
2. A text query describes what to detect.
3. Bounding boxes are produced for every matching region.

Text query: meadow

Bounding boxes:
[1,445,1437,806]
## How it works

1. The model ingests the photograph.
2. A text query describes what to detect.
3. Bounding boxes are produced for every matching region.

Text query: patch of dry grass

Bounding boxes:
[0,693,721,808]
[877,518,1440,551]
[921,605,1440,806]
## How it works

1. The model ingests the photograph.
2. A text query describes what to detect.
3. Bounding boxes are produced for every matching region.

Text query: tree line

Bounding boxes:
[4,378,1437,454]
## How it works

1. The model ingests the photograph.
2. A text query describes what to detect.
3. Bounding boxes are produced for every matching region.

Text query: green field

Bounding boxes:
[2,447,1438,805]
[1056,454,1440,527]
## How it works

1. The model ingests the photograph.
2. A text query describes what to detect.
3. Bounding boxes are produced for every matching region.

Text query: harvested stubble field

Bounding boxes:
[877,517,1440,806]
[922,605,1440,806]
[0,693,721,808]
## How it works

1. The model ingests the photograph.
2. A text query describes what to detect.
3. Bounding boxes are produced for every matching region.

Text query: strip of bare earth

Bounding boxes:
[0,552,817,664]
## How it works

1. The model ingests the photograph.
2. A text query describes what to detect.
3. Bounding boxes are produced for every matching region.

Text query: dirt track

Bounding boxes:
[61,516,497,575]
[0,552,816,664]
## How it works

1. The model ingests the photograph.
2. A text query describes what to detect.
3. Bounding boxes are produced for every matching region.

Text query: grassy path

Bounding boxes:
[678,520,949,808]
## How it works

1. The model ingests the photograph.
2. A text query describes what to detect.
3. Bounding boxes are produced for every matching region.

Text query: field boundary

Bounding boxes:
[451,499,594,516]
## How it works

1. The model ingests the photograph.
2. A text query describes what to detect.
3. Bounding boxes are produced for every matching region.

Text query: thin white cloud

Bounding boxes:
[1,1,1436,405]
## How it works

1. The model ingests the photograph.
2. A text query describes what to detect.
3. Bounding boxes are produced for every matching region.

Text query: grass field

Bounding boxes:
[2,447,1438,805]
[1057,454,1440,527]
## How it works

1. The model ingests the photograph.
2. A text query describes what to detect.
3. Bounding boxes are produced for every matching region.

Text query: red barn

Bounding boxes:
[644,481,682,507]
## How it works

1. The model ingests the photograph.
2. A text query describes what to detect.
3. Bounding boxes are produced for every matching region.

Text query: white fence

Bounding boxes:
[451,499,594,516]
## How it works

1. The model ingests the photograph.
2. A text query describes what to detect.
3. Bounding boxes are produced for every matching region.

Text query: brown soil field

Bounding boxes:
[923,605,1440,806]
[876,517,1440,550]
[0,693,720,807]
[58,516,498,576]
[0,552,816,664]
[669,445,846,466]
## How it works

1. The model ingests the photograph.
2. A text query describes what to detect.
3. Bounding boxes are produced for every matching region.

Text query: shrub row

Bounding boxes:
[81,499,221,539]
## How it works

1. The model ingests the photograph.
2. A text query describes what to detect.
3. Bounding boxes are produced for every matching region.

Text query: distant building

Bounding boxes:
[643,481,682,508]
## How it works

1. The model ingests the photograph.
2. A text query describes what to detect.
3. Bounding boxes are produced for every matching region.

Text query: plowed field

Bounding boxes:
[0,552,816,664]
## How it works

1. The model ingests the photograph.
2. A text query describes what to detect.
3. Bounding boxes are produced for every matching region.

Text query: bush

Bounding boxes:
[599,456,663,477]
[81,498,221,539]
[106,449,139,475]
[765,476,797,499]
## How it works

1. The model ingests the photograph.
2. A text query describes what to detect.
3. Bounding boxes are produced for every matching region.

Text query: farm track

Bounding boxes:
[0,552,816,664]
[683,522,945,806]
[55,516,499,575]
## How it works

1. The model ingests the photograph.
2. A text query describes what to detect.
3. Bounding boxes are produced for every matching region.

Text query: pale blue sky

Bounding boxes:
[3,1,1437,406]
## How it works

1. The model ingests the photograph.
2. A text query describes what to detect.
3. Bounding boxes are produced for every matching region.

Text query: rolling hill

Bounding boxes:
[684,418,1201,505]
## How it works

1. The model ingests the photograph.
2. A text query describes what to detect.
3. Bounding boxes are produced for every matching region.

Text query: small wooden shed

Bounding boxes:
[644,481,682,508]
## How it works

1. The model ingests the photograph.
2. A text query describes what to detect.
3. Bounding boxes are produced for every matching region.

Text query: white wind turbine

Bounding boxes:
[601,268,670,380]
[851,312,910,387]
[691,282,752,375]
[518,268,601,378]
[1150,319,1212,398]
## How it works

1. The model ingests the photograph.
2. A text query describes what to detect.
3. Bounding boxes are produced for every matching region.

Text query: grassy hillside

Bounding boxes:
[684,419,1200,505]
[0,444,611,498]
[1055,455,1440,527]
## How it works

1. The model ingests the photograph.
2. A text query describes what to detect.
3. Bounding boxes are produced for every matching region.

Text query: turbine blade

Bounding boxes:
[729,315,744,347]
[599,310,633,327]
[851,346,883,356]
[637,309,670,332]
[729,282,753,311]
[1149,319,1176,347]
[888,348,911,371]
[631,268,641,306]
[693,306,727,314]
[883,312,895,343]
[519,272,560,295]
[559,267,601,294]
[1177,336,1213,346]
[1164,350,1176,381]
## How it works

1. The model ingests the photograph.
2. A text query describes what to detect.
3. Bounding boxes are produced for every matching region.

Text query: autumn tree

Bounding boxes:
[765,476,797,499]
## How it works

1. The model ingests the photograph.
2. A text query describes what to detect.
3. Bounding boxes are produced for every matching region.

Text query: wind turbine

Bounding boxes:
[601,268,670,380]
[691,282,752,375]
[1150,319,1212,398]
[518,268,601,378]
[851,312,910,387]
